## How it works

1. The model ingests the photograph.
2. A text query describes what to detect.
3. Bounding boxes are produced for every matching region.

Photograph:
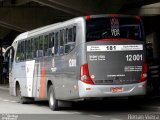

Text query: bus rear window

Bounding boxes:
[86,17,143,42]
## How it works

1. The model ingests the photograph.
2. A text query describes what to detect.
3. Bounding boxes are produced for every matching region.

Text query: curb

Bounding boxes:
[0,86,9,91]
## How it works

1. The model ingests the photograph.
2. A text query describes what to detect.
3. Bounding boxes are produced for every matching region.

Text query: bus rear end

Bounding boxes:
[78,15,147,98]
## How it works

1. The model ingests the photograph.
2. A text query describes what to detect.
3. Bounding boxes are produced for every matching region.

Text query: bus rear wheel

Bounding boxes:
[48,85,59,111]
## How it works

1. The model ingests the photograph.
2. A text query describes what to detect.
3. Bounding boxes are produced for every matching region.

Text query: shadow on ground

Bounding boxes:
[30,96,160,113]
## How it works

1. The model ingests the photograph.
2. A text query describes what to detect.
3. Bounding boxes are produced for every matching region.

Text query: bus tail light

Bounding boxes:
[80,64,94,84]
[134,16,141,20]
[85,16,91,20]
[139,63,147,82]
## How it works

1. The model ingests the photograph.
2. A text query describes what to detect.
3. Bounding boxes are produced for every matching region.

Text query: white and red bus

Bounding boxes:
[5,14,147,110]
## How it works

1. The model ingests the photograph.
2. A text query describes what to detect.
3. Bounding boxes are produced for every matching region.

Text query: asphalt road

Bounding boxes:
[0,88,160,120]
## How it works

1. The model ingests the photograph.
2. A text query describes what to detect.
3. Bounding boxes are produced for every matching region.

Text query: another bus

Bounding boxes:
[5,14,147,110]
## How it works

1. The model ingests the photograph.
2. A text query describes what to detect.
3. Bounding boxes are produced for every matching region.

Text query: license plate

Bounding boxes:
[111,87,123,93]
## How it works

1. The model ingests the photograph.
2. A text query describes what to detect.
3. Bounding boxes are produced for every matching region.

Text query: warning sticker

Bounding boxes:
[124,66,142,72]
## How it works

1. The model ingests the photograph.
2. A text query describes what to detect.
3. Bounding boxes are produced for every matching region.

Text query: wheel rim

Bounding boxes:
[49,91,54,106]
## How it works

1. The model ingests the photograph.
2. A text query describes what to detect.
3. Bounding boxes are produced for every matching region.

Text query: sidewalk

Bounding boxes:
[0,84,9,91]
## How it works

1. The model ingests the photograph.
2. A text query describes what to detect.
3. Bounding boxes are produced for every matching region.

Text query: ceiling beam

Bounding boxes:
[120,0,160,12]
[0,0,31,6]
[0,21,26,32]
[0,7,72,32]
[32,0,128,16]
[32,0,85,16]
[15,0,31,5]
[122,2,160,16]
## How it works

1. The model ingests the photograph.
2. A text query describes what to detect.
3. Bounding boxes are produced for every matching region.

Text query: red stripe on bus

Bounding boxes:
[96,38,129,42]
[39,63,45,98]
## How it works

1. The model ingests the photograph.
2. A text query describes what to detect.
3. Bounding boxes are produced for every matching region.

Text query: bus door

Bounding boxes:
[4,46,15,95]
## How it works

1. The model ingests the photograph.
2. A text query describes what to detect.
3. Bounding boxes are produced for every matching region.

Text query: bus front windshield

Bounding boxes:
[86,17,143,42]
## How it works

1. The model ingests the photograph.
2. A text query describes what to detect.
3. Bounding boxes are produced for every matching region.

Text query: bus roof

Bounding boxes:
[12,14,141,44]
[13,17,83,44]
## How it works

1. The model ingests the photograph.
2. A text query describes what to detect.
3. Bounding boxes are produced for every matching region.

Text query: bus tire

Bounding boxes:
[48,85,59,111]
[16,84,28,104]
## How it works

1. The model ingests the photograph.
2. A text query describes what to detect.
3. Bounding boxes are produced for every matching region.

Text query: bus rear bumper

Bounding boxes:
[78,81,147,98]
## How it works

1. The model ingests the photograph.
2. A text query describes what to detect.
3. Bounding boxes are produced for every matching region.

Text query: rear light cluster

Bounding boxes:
[139,63,147,82]
[80,64,94,84]
[134,16,141,20]
[85,16,91,20]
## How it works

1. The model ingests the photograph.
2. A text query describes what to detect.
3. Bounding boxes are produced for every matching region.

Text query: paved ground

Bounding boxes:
[0,85,160,120]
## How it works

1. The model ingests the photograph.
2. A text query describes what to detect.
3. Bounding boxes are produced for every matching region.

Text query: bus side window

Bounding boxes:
[21,41,26,61]
[65,26,76,54]
[55,32,59,56]
[26,39,31,60]
[38,36,43,57]
[68,28,73,42]
[31,38,34,58]
[59,30,64,55]
[10,48,14,71]
[73,26,76,42]
[48,33,54,56]
[32,38,38,58]
[32,38,35,58]
[64,28,69,53]
[64,28,68,44]
[44,35,49,56]
[16,41,21,62]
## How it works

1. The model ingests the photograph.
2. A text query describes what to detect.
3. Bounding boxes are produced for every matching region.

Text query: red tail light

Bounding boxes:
[85,16,91,20]
[134,16,141,20]
[139,63,147,82]
[80,64,94,84]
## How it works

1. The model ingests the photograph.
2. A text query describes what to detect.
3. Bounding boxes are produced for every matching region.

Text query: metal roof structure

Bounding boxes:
[0,0,159,45]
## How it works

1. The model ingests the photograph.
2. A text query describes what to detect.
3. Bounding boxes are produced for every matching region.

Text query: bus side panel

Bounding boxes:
[51,20,85,100]
[75,19,88,98]
[58,20,87,100]
[46,52,79,100]
[13,60,35,97]
[31,48,79,100]
[40,57,60,99]
[59,51,79,100]
[10,64,16,96]
[14,62,28,97]
[32,58,48,99]
[43,57,54,99]
[32,60,40,98]
[10,63,16,96]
